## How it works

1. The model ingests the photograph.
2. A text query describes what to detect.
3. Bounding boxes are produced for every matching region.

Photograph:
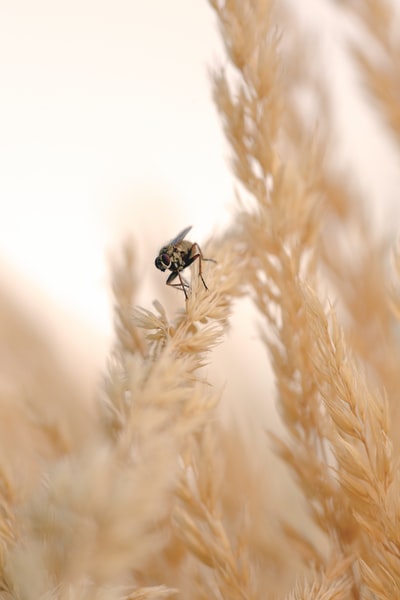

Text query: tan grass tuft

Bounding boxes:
[2,0,400,598]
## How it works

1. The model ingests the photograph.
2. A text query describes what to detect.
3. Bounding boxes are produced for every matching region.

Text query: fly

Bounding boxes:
[154,226,216,299]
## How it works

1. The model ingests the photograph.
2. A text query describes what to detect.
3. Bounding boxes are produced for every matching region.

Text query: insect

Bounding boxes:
[154,226,216,299]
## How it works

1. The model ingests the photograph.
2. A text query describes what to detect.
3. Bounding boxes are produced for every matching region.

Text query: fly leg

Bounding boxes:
[166,270,190,299]
[189,243,217,291]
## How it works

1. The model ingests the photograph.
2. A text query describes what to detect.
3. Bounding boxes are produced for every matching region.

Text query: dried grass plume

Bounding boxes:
[1,1,400,599]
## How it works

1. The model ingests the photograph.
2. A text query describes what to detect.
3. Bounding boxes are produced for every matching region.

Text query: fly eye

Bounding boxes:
[155,253,171,271]
[161,253,171,267]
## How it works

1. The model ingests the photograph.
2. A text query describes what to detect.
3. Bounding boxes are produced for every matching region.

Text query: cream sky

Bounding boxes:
[0,2,229,348]
[1,1,399,368]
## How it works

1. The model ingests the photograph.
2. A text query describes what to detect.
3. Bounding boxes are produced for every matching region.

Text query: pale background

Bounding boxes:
[1,0,399,413]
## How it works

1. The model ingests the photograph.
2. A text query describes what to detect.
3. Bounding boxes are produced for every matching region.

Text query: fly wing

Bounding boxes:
[169,225,192,246]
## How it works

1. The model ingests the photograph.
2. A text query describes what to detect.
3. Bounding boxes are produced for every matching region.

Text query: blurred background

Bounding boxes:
[1,0,400,411]
[0,1,229,362]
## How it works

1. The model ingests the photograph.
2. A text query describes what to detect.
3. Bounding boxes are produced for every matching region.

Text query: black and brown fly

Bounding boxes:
[155,226,216,299]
